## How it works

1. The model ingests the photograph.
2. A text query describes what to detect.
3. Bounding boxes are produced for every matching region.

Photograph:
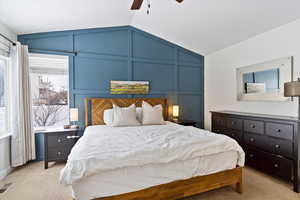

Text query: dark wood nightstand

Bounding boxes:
[171,119,197,127]
[42,128,80,169]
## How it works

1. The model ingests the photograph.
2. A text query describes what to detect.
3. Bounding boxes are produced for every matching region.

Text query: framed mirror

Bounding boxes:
[236,56,293,101]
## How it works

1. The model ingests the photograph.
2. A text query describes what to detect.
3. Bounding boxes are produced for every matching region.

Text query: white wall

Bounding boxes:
[0,20,16,180]
[205,18,300,130]
[0,20,17,41]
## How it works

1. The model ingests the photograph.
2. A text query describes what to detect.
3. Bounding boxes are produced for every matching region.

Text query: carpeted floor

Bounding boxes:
[0,161,299,200]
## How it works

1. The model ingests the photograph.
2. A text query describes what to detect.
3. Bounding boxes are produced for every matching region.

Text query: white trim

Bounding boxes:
[0,166,13,180]
[29,53,68,60]
[0,132,11,141]
[0,56,11,134]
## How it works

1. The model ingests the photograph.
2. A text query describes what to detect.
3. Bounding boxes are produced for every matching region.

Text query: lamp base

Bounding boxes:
[172,118,179,123]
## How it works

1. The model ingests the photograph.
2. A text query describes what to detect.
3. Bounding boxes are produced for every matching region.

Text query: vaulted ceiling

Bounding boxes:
[1,0,300,54]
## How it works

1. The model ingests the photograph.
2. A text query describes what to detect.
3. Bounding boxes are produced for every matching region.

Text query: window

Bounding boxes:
[29,54,69,129]
[0,56,10,135]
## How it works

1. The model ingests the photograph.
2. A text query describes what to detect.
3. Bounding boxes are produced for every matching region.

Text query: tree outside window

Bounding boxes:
[29,54,69,129]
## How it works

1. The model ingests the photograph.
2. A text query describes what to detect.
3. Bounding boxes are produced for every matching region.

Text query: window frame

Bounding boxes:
[0,55,11,135]
[29,53,70,130]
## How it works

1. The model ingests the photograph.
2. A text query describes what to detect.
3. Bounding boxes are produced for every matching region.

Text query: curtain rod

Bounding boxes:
[29,48,77,56]
[0,33,16,46]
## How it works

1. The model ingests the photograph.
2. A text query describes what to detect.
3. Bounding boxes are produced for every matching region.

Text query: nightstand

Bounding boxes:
[42,128,80,169]
[171,119,197,127]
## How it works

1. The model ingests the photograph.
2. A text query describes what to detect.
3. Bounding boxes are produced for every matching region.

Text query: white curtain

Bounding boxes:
[10,42,35,167]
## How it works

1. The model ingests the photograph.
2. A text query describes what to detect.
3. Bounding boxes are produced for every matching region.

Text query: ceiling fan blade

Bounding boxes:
[131,0,144,10]
[175,0,184,3]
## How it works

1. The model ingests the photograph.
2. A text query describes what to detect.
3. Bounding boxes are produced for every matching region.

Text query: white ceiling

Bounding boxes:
[1,0,300,55]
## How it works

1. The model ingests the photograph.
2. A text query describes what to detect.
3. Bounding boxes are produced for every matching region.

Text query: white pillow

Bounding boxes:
[111,104,141,127]
[103,107,142,125]
[142,101,166,125]
[103,109,114,126]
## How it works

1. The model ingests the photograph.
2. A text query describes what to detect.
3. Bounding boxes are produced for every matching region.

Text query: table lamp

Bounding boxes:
[172,105,179,122]
[70,108,79,129]
[284,78,300,119]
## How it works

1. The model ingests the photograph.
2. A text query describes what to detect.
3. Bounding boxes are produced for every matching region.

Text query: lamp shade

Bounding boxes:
[172,105,179,118]
[284,81,300,97]
[70,108,78,122]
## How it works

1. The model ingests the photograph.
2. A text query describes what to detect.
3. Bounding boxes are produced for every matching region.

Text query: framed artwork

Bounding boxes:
[110,81,149,94]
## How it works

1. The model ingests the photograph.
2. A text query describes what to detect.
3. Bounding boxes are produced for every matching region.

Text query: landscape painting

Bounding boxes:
[110,81,149,94]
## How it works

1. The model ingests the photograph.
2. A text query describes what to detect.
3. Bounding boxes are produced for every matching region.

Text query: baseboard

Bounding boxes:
[0,166,13,180]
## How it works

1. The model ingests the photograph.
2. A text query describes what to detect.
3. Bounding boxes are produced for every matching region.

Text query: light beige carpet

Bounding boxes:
[0,161,299,200]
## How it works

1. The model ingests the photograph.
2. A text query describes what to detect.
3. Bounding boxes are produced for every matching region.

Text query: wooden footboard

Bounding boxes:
[73,167,242,200]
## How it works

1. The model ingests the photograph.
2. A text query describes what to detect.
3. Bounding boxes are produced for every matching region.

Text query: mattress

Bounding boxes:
[71,150,238,200]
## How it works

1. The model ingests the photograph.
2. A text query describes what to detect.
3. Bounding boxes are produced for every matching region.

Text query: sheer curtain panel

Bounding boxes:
[10,42,35,167]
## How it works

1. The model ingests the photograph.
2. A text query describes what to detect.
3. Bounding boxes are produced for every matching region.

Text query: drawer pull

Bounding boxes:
[231,121,236,125]
[67,136,80,139]
[249,154,254,158]
[57,151,61,156]
[231,133,235,137]
[275,144,280,149]
[250,138,255,142]
[276,129,281,133]
[57,139,61,143]
[274,163,279,168]
[250,124,256,128]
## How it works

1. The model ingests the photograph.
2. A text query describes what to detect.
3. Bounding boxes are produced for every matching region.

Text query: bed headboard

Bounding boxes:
[84,98,169,127]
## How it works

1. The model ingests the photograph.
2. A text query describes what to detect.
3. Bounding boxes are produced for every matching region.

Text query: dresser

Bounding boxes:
[211,111,300,192]
[42,128,80,169]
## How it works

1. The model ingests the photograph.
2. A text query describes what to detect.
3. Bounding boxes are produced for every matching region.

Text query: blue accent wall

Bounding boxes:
[18,26,204,130]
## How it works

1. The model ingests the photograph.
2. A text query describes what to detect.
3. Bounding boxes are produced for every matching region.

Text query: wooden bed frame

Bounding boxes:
[82,98,243,200]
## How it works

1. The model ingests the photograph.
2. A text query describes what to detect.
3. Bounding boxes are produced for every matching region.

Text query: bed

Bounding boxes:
[60,98,245,200]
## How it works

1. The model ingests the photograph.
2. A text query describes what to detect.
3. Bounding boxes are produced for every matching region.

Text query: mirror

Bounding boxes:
[236,56,293,101]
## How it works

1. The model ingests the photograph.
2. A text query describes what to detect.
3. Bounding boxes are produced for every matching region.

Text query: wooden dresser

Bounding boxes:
[211,111,300,192]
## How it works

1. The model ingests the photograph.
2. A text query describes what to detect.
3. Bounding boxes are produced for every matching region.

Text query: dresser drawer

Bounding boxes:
[245,147,261,168]
[47,133,76,148]
[244,132,267,149]
[245,147,293,181]
[47,148,69,161]
[227,118,242,130]
[266,123,293,141]
[244,120,264,134]
[212,126,227,134]
[212,116,226,127]
[225,130,242,143]
[267,154,293,181]
[267,137,293,159]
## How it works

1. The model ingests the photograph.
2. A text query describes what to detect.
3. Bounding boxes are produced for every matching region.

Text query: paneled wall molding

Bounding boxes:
[73,26,130,35]
[133,60,174,67]
[76,53,128,62]
[19,25,204,128]
[72,89,202,95]
[76,52,128,58]
[20,31,73,39]
[132,58,175,65]
[179,64,203,68]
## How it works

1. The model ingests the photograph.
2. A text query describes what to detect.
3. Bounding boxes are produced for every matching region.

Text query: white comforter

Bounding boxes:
[60,122,244,185]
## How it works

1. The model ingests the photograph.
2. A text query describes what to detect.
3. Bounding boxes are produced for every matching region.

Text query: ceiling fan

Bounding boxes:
[131,0,184,10]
